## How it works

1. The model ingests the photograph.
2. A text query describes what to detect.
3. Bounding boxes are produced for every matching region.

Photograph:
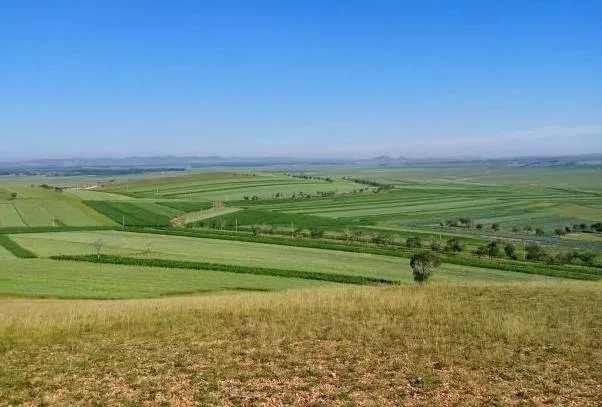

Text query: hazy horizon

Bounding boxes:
[2,1,601,160]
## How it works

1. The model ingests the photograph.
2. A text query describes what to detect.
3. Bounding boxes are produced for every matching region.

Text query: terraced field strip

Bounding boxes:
[12,231,561,284]
[105,172,358,201]
[65,189,138,201]
[0,203,26,227]
[0,259,337,299]
[84,201,182,226]
[207,209,368,229]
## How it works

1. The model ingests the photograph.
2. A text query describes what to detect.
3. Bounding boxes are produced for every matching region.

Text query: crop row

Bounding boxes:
[50,255,396,286]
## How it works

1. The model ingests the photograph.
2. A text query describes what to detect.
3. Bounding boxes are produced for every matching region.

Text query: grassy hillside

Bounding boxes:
[1,283,599,406]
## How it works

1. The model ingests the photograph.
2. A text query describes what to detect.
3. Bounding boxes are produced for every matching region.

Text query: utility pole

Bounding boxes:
[52,216,55,228]
[291,222,294,238]
[235,218,238,233]
[122,215,125,228]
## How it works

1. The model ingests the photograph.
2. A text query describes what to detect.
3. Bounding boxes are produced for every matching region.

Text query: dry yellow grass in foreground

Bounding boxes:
[1,283,601,406]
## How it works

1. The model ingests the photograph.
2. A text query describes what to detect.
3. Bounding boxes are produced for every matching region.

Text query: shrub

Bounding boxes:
[526,243,547,261]
[406,236,422,249]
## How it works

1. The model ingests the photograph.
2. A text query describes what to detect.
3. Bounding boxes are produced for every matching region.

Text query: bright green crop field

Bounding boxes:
[0,259,335,299]
[11,230,558,284]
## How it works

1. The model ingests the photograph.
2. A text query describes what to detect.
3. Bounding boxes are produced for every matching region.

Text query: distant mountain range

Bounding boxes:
[0,154,600,176]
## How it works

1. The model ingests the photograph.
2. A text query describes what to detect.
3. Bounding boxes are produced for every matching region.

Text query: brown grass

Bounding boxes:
[1,283,601,406]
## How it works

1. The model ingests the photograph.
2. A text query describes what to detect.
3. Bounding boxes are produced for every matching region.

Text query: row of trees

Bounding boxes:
[187,221,598,267]
[241,190,337,201]
[442,217,602,236]
[283,173,334,183]
[342,177,394,192]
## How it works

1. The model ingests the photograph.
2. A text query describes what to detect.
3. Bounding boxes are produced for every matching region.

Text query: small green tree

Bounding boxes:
[487,241,502,258]
[535,228,545,236]
[526,242,547,261]
[491,223,501,232]
[578,251,597,266]
[406,236,422,249]
[409,251,441,284]
[503,243,517,259]
[445,237,464,254]
[475,245,488,257]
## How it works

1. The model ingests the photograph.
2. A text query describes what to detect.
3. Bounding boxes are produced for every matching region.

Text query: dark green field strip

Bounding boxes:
[313,200,529,218]
[157,201,213,212]
[0,235,37,258]
[123,227,601,281]
[83,201,176,226]
[50,255,396,286]
[206,209,373,229]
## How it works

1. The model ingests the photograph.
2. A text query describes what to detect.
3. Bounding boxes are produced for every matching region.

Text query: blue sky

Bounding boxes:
[1,0,601,160]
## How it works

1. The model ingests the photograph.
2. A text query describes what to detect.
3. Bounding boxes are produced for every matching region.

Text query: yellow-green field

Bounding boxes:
[0,185,115,227]
[0,259,336,299]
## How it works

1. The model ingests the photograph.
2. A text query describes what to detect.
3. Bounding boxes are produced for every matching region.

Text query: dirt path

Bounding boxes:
[171,207,241,226]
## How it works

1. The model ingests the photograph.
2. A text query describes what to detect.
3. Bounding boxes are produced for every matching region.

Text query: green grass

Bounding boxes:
[0,259,336,299]
[12,230,563,283]
[1,284,600,405]
[0,244,14,259]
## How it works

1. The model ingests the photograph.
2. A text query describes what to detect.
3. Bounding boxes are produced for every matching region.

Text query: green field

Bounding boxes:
[11,230,559,284]
[83,201,182,226]
[0,259,336,299]
[0,245,14,259]
[0,185,116,227]
[1,166,601,407]
[105,172,359,201]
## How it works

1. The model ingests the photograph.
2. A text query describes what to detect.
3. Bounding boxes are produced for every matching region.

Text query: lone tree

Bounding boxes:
[410,251,441,284]
[92,239,104,259]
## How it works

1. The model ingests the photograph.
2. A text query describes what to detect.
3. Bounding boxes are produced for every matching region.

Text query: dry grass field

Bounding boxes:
[1,283,600,406]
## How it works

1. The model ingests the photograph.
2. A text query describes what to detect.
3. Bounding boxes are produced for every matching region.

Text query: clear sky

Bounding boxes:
[1,0,601,160]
